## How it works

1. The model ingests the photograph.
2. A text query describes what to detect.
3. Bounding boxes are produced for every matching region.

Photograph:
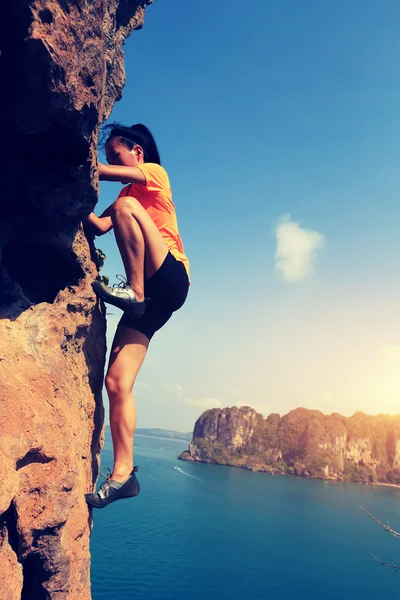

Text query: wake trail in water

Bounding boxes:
[173,466,203,482]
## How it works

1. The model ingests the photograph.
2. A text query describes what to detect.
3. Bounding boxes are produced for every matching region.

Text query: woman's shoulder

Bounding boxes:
[142,162,168,176]
[139,162,170,187]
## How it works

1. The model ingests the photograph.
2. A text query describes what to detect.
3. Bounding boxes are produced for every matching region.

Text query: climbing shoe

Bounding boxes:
[92,274,146,318]
[85,466,140,509]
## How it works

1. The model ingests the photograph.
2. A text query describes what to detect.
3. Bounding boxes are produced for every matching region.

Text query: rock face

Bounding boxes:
[179,407,400,484]
[0,1,151,598]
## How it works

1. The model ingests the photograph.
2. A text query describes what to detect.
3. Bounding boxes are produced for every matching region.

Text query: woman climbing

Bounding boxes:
[84,124,190,509]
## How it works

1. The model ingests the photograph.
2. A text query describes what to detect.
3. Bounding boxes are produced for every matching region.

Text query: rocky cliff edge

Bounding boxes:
[0,2,152,598]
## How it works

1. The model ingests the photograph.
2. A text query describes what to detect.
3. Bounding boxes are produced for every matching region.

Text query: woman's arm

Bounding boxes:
[83,212,113,236]
[98,162,146,185]
[83,161,144,235]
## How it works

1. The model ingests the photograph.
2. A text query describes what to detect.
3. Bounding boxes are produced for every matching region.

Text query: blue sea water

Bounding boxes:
[90,433,400,600]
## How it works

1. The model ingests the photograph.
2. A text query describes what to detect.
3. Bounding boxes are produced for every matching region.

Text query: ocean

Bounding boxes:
[90,433,400,600]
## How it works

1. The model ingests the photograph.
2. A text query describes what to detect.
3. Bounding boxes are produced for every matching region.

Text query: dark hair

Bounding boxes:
[101,122,161,165]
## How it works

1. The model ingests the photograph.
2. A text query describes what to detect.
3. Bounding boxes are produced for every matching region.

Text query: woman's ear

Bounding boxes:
[134,144,144,161]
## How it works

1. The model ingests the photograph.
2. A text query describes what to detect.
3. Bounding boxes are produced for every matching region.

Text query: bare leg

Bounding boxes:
[104,196,169,480]
[111,202,146,301]
[105,326,149,482]
[111,196,169,289]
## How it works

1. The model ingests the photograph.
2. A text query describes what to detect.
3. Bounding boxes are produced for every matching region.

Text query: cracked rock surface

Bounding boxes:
[0,1,152,597]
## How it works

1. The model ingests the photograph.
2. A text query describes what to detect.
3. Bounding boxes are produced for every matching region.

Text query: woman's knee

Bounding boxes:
[105,373,134,399]
[111,196,141,218]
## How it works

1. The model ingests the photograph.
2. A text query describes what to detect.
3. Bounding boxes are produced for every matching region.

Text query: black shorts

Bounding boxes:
[118,251,189,341]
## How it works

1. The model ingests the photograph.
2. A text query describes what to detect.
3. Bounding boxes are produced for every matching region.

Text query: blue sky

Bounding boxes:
[95,0,400,431]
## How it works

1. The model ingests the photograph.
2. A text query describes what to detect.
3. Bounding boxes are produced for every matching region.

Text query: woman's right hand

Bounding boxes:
[83,213,113,236]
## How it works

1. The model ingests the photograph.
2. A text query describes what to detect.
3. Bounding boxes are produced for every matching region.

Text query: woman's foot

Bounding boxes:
[92,275,146,318]
[85,466,140,509]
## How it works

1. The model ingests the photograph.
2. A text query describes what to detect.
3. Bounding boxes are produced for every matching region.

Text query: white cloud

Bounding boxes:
[185,397,221,409]
[134,380,158,403]
[135,381,221,413]
[274,214,325,282]
[135,381,153,391]
[159,383,184,399]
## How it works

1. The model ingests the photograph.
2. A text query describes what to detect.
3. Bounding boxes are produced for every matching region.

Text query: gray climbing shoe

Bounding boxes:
[85,466,140,509]
[92,274,146,318]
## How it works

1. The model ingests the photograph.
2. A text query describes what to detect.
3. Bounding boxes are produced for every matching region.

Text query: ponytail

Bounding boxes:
[101,122,161,165]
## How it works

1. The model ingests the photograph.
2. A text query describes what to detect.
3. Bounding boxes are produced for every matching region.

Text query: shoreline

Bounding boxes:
[374,482,400,489]
[179,454,400,488]
[135,433,189,443]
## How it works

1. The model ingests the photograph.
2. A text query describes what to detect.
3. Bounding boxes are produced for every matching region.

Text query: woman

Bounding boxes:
[84,124,190,509]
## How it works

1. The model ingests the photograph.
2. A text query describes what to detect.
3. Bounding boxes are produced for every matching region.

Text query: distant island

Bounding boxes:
[135,428,192,441]
[178,406,400,485]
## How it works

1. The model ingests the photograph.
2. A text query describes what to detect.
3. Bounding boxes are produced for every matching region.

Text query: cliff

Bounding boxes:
[179,406,400,484]
[0,1,151,598]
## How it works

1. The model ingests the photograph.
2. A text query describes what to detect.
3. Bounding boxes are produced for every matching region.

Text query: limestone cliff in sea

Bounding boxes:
[179,406,400,484]
[0,1,152,598]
